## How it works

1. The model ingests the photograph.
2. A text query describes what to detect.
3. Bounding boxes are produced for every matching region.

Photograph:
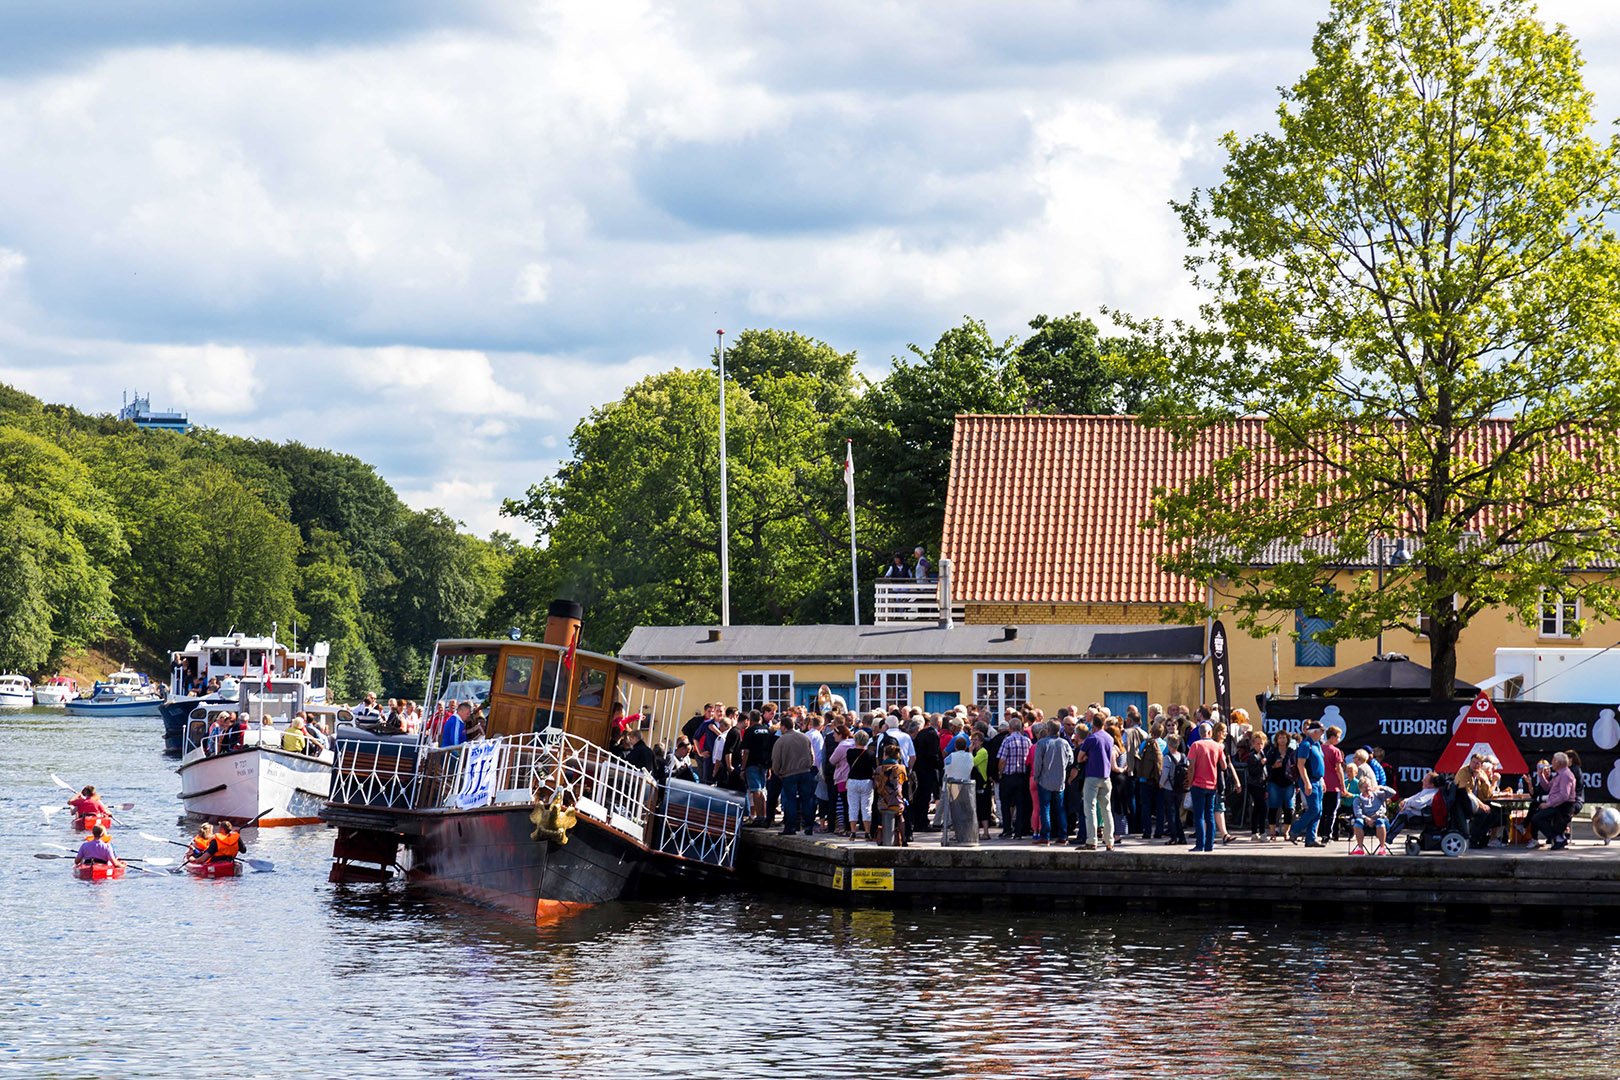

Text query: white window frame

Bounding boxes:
[1539,589,1579,639]
[855,669,911,714]
[973,669,1030,722]
[1416,594,1461,640]
[738,670,793,714]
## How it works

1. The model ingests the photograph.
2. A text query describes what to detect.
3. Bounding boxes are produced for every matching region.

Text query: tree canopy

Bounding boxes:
[1126,0,1620,698]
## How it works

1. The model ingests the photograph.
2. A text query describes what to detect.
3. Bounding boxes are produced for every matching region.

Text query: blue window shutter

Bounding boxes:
[1295,609,1336,667]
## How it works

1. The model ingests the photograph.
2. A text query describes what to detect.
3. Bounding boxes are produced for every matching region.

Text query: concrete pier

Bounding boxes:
[740,830,1620,916]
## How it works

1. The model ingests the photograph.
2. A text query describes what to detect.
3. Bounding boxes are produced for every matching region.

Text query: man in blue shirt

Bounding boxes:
[1291,721,1326,847]
[1076,715,1117,850]
[440,702,470,748]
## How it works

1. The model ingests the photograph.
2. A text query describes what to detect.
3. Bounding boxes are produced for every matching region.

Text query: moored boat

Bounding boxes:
[176,689,334,827]
[33,676,79,706]
[322,600,747,923]
[72,862,125,881]
[0,674,34,709]
[65,669,162,717]
[162,634,329,757]
[184,858,243,879]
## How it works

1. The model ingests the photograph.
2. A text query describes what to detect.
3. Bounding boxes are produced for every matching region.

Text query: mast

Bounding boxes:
[717,328,730,628]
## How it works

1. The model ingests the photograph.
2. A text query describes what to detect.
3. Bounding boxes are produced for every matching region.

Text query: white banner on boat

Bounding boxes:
[454,740,504,810]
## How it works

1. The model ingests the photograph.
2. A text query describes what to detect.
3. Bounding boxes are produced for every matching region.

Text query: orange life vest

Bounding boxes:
[214,831,240,859]
[189,833,212,857]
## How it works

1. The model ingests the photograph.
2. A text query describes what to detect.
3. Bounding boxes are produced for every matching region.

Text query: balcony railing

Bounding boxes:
[874,579,965,624]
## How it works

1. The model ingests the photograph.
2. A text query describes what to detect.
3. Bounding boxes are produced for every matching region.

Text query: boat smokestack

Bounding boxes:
[544,600,584,647]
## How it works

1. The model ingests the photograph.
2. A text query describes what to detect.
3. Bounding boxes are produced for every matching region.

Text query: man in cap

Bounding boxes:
[1290,720,1327,847]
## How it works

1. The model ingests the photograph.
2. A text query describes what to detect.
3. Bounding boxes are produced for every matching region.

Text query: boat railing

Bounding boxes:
[331,738,421,810]
[415,731,658,841]
[184,723,334,763]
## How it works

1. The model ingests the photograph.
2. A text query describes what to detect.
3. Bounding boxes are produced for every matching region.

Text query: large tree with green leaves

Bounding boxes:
[1132,0,1620,698]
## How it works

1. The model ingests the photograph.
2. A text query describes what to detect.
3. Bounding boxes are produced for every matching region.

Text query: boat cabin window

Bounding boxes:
[311,666,326,690]
[576,666,608,708]
[502,655,535,697]
[535,659,561,700]
[210,649,229,667]
[246,650,263,668]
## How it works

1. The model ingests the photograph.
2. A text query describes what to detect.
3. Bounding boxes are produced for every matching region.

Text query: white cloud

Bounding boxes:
[153,344,261,415]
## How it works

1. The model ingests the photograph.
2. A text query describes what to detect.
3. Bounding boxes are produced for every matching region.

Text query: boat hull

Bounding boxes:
[33,689,75,706]
[185,859,244,879]
[73,814,113,832]
[178,745,332,826]
[0,691,32,709]
[73,862,125,881]
[65,698,163,718]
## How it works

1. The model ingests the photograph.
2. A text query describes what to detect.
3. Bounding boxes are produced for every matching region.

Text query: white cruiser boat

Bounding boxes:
[0,674,34,709]
[161,633,329,757]
[176,687,335,827]
[33,676,79,706]
[64,668,163,717]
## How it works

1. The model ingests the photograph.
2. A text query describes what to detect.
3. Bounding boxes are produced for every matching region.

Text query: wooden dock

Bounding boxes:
[740,829,1620,917]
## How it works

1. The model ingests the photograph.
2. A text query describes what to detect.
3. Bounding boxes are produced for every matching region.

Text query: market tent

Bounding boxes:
[1298,653,1479,698]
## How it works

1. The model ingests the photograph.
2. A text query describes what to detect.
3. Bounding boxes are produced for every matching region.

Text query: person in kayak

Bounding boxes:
[75,824,124,869]
[184,823,215,864]
[67,786,110,819]
[213,820,244,864]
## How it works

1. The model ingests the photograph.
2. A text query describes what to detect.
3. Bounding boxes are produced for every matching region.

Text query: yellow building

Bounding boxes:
[617,623,1203,721]
[940,414,1603,710]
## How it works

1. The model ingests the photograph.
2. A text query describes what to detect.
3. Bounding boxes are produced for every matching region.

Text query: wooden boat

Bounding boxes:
[72,862,125,881]
[323,600,746,924]
[184,859,244,879]
[72,814,113,832]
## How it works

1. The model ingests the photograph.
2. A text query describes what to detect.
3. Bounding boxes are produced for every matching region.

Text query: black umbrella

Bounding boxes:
[1299,653,1478,697]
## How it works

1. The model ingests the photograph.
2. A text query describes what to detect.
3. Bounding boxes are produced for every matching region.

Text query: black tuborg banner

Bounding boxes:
[1263,696,1620,802]
[1210,620,1232,726]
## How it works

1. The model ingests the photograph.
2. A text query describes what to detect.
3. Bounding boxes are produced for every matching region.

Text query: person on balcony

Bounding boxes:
[883,553,909,579]
[912,546,932,580]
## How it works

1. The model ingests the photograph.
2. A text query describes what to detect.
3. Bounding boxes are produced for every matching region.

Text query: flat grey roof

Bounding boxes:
[618,624,1205,664]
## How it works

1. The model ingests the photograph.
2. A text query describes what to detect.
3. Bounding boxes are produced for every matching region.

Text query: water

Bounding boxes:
[5,708,1620,1080]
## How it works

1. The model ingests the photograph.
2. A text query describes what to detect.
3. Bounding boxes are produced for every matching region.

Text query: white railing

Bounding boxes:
[873,579,965,624]
[331,739,421,810]
[656,783,746,869]
[183,723,334,763]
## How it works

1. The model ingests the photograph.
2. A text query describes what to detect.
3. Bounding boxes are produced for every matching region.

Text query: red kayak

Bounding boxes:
[73,814,113,832]
[185,859,243,879]
[72,862,126,881]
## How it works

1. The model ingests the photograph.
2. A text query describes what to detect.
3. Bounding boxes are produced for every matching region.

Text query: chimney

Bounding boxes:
[937,557,954,629]
[543,599,583,647]
[707,629,722,643]
[1003,626,1018,641]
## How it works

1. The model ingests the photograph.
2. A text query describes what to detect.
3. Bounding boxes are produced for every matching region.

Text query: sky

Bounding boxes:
[1,0,1618,539]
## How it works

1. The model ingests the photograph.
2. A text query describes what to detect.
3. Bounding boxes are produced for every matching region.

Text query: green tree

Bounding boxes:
[1016,313,1151,414]
[844,318,1026,565]
[0,428,124,670]
[1131,0,1620,698]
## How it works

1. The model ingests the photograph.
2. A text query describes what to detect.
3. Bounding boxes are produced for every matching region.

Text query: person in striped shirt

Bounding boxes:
[997,717,1033,839]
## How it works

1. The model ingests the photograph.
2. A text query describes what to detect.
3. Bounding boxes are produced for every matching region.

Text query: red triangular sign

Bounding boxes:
[1435,693,1529,774]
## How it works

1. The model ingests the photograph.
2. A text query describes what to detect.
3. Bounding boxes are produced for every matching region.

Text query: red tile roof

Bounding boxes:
[938,414,1538,606]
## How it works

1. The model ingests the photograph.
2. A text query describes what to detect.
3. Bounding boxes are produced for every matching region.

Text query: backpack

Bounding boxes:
[1173,755,1190,794]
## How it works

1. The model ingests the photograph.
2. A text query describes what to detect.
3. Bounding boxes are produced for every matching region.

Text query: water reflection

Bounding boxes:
[3,709,1618,1079]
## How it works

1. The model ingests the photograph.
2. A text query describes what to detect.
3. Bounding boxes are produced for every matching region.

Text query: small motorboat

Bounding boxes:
[72,814,114,832]
[34,677,79,706]
[0,673,33,709]
[72,862,126,881]
[185,859,244,879]
[65,669,162,718]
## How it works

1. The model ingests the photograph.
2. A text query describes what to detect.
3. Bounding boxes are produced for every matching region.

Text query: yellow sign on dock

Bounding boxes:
[850,868,894,891]
[831,867,845,890]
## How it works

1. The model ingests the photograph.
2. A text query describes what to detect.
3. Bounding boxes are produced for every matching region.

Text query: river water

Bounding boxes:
[5,707,1619,1080]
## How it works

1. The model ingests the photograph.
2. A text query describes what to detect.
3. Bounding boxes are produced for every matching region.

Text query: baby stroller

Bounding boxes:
[1397,780,1471,857]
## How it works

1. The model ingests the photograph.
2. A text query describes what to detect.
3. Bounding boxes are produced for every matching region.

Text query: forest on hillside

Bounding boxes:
[0,383,509,700]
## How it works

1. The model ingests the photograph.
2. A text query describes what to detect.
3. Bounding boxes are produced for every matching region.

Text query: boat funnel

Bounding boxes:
[544,600,583,647]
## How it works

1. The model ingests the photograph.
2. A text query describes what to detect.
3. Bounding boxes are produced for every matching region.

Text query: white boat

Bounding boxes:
[176,690,334,826]
[64,669,163,717]
[33,676,79,706]
[0,674,33,709]
[162,633,329,757]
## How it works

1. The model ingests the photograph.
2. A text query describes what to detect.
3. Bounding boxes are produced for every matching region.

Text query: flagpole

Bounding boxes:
[846,439,860,626]
[717,329,731,628]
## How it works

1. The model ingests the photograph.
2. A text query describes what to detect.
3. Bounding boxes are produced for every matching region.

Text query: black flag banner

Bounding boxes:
[1210,620,1232,723]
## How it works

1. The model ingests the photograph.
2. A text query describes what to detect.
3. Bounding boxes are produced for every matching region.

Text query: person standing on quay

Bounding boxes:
[1076,713,1116,850]
[1290,721,1327,848]
[996,717,1033,839]
[1186,720,1231,852]
[771,716,817,836]
[1319,725,1347,842]
[1033,720,1073,845]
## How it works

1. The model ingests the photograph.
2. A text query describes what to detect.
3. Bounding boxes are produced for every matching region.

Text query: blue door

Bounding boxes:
[795,683,856,711]
[1104,691,1148,721]
[924,691,961,714]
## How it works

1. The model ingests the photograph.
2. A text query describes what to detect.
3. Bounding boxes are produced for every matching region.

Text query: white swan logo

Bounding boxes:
[1594,708,1620,751]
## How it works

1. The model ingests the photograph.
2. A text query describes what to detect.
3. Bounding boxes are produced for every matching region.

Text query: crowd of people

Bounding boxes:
[638,698,1591,853]
[200,709,332,757]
